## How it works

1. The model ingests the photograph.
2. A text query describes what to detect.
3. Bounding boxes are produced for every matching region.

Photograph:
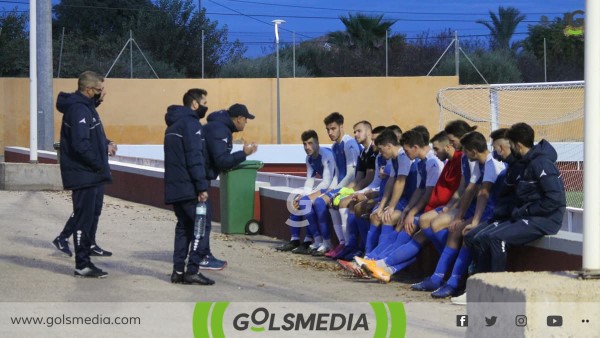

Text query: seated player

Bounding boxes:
[275,130,335,252]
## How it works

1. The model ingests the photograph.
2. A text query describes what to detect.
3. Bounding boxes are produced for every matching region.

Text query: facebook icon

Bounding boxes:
[457,315,468,327]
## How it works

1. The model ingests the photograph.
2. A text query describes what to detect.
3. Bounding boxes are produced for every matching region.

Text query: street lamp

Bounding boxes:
[272,19,285,144]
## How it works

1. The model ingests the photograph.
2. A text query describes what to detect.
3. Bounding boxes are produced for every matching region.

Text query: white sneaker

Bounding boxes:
[451,292,467,305]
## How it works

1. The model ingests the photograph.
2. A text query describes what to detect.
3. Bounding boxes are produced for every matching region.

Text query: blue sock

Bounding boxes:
[313,197,331,240]
[430,246,459,285]
[390,257,417,274]
[289,217,301,240]
[369,225,397,258]
[356,217,370,250]
[365,225,381,255]
[345,213,358,248]
[433,229,449,249]
[447,247,473,289]
[384,239,422,266]
[422,228,443,254]
[379,231,412,258]
[306,205,320,239]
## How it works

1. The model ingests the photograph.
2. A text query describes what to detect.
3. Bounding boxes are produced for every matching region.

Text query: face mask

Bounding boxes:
[492,150,503,162]
[93,93,102,107]
[502,153,516,164]
[511,148,522,159]
[196,105,208,119]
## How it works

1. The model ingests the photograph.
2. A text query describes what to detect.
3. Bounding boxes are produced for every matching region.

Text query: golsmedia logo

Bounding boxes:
[193,302,406,337]
[233,307,368,332]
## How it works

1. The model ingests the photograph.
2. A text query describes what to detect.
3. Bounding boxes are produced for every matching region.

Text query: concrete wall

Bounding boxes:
[0,76,458,150]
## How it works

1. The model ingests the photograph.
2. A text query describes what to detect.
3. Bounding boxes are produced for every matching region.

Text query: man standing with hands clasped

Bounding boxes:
[164,88,215,285]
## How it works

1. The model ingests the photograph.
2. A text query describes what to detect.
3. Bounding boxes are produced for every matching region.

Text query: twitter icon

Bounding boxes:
[485,316,498,327]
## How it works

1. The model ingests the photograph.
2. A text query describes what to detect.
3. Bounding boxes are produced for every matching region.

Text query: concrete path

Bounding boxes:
[0,191,464,337]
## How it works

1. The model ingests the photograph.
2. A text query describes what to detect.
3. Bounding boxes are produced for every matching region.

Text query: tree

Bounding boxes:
[520,16,583,81]
[437,49,522,84]
[477,6,525,51]
[0,10,29,76]
[328,13,396,51]
[52,0,246,78]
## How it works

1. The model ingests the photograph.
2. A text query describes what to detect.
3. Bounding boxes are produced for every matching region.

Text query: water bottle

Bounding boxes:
[194,202,207,239]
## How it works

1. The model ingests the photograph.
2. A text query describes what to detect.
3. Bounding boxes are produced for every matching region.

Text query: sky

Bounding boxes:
[0,0,586,57]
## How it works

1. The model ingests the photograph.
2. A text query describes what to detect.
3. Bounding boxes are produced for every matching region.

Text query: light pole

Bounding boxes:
[272,19,285,144]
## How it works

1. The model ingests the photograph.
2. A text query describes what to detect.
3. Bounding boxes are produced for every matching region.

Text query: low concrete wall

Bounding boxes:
[0,162,63,191]
[466,271,600,337]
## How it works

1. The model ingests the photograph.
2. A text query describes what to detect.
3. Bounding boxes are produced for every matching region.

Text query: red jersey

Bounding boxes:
[425,150,463,211]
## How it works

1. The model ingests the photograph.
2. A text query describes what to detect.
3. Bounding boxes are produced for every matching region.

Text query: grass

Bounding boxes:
[566,191,583,208]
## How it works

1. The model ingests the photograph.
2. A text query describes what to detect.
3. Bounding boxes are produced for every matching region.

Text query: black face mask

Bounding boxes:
[93,93,103,107]
[511,148,522,159]
[492,150,503,162]
[196,105,208,119]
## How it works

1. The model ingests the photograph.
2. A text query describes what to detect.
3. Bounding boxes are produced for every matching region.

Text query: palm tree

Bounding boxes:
[477,6,526,50]
[328,13,396,51]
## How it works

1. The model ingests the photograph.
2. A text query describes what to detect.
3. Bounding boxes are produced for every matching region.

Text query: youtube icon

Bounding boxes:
[547,315,563,327]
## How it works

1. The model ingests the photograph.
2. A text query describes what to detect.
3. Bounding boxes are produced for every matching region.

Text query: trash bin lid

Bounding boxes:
[234,160,264,170]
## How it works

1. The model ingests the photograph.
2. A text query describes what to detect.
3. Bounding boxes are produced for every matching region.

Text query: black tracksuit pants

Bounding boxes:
[70,185,105,269]
[60,185,104,245]
[464,219,546,272]
[172,199,213,274]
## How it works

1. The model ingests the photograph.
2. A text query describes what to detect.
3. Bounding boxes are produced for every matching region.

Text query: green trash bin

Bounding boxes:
[219,160,264,234]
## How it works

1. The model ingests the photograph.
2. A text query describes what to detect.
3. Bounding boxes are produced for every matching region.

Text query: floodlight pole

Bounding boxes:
[273,19,285,144]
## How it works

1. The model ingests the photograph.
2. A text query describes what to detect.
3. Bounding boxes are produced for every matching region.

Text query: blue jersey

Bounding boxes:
[402,159,419,199]
[332,134,361,184]
[306,147,335,178]
[417,157,427,189]
[461,154,471,184]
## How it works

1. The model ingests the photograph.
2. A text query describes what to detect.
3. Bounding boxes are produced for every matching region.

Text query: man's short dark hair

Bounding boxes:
[375,129,399,147]
[411,125,430,144]
[401,130,427,148]
[183,88,207,108]
[506,123,535,148]
[387,125,402,135]
[301,130,318,142]
[460,131,488,153]
[372,126,386,134]
[353,120,372,131]
[444,120,477,138]
[490,128,509,142]
[431,131,449,144]
[324,112,344,125]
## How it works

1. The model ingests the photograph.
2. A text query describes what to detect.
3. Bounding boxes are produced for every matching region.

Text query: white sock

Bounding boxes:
[376,259,394,274]
[321,239,332,249]
[329,209,345,244]
[311,236,322,248]
[339,208,349,243]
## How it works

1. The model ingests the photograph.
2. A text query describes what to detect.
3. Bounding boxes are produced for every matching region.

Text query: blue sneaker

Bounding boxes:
[410,277,442,292]
[198,254,227,270]
[52,237,72,257]
[431,284,461,299]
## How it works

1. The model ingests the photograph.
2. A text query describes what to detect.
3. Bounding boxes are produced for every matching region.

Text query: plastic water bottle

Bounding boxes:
[194,202,207,239]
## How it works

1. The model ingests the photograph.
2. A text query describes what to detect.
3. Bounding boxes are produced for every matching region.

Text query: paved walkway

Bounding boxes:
[0,191,463,336]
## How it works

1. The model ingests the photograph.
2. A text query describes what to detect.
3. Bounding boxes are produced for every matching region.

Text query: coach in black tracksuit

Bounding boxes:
[58,71,112,278]
[164,89,215,285]
[473,123,566,272]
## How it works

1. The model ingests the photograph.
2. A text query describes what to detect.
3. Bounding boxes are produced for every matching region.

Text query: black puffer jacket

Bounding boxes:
[511,140,566,234]
[163,105,210,204]
[204,110,246,173]
[58,91,112,190]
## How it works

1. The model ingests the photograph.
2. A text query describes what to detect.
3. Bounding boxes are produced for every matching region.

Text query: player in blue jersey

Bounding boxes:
[324,121,377,258]
[275,130,336,252]
[358,128,419,262]
[307,112,361,256]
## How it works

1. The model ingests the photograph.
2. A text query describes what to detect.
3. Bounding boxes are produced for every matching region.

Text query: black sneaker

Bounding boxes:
[275,240,300,252]
[74,264,108,278]
[90,245,112,257]
[52,237,72,257]
[184,272,215,285]
[291,242,312,255]
[171,271,185,284]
